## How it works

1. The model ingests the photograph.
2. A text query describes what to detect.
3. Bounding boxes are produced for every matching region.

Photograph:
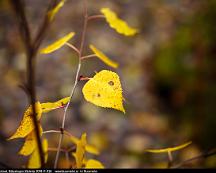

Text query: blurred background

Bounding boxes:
[0,0,216,168]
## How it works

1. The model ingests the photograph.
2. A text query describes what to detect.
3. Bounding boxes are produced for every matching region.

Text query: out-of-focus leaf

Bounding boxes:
[48,0,66,22]
[89,44,118,68]
[40,32,75,54]
[27,139,48,169]
[8,102,42,140]
[145,141,192,153]
[73,133,87,168]
[82,70,125,113]
[101,8,138,36]
[69,135,99,155]
[85,145,99,155]
[41,97,70,113]
[85,159,104,169]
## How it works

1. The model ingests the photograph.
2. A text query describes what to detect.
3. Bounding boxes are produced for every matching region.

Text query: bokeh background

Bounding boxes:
[0,0,216,168]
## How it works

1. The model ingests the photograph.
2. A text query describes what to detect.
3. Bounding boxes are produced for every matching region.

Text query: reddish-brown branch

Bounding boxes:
[54,0,89,168]
[88,14,105,21]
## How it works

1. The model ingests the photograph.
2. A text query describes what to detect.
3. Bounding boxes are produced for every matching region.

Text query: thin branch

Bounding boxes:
[10,0,45,167]
[43,130,60,135]
[81,54,97,60]
[88,14,105,21]
[43,129,74,138]
[10,0,58,168]
[10,0,31,50]
[167,151,173,168]
[54,0,89,168]
[65,42,80,55]
[33,0,58,52]
[172,148,216,168]
[67,145,76,153]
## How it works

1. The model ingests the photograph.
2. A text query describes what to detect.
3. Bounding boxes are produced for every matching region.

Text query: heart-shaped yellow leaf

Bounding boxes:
[101,8,138,36]
[89,44,118,68]
[40,32,75,54]
[82,70,125,113]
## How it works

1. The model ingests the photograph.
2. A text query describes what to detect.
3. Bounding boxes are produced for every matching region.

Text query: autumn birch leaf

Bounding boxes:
[145,141,192,153]
[82,70,125,113]
[69,135,99,155]
[8,102,42,140]
[100,8,138,36]
[28,138,48,169]
[85,159,104,169]
[89,44,118,68]
[48,0,66,22]
[73,133,87,168]
[41,97,70,113]
[40,32,75,54]
[18,126,43,156]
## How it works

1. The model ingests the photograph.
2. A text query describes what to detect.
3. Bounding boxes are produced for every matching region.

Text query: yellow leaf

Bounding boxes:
[40,32,75,54]
[101,8,138,36]
[48,0,66,22]
[28,139,48,169]
[85,145,100,155]
[85,159,104,169]
[8,102,42,140]
[82,70,125,113]
[73,133,87,168]
[18,126,43,156]
[89,44,118,68]
[145,141,192,153]
[41,97,70,113]
[69,135,99,155]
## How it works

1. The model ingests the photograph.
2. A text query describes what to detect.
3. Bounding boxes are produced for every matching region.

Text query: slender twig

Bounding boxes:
[65,42,80,55]
[167,151,173,168]
[171,148,216,168]
[43,130,61,135]
[81,54,97,60]
[43,129,75,138]
[67,145,76,153]
[33,0,58,51]
[88,14,105,21]
[54,1,89,167]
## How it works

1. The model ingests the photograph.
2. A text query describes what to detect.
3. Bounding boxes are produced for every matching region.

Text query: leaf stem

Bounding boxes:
[54,0,89,168]
[88,14,105,21]
[171,148,216,168]
[65,42,80,55]
[81,54,97,60]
